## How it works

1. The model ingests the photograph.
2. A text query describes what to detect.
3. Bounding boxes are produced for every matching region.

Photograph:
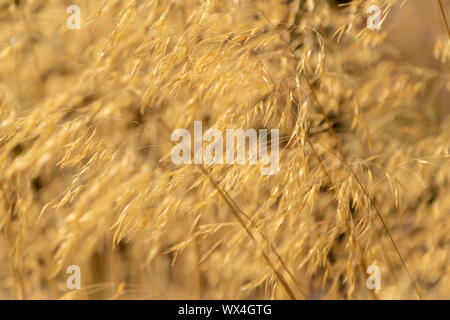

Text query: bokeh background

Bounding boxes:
[0,0,448,299]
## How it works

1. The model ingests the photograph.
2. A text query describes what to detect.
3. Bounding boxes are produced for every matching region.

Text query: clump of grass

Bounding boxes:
[0,0,449,299]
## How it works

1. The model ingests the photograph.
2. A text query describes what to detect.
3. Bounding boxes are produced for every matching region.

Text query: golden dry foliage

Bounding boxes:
[0,0,449,299]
